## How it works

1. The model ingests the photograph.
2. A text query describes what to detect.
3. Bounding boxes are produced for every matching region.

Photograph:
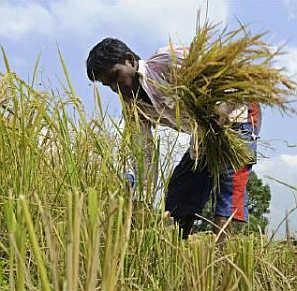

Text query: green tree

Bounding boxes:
[246,171,271,233]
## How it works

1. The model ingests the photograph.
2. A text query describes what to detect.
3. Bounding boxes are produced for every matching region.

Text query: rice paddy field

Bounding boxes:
[0,52,297,290]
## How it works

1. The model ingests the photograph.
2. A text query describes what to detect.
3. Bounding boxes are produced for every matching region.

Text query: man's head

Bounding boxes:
[87,38,141,98]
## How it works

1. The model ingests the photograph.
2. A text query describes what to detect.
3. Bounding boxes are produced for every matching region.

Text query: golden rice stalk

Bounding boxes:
[157,23,296,185]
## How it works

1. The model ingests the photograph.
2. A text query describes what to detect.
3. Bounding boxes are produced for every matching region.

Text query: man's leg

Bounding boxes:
[174,215,195,239]
[213,216,231,235]
[214,165,252,238]
[165,151,212,239]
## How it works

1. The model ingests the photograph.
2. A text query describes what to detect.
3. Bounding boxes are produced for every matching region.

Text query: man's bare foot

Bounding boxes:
[213,216,233,243]
[163,211,171,219]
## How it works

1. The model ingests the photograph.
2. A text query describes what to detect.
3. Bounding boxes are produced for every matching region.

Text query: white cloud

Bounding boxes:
[284,0,297,20]
[277,46,297,81]
[255,154,297,189]
[275,46,297,102]
[254,154,297,237]
[0,1,54,39]
[281,154,297,167]
[0,0,228,44]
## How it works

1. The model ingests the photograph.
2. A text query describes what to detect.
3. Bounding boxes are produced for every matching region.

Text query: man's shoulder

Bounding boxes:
[151,45,188,60]
[143,45,188,74]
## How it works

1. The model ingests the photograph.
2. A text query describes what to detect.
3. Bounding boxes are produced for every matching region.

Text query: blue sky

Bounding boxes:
[0,0,296,237]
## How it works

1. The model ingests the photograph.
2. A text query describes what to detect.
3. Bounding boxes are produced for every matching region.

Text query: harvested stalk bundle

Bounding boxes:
[157,23,296,186]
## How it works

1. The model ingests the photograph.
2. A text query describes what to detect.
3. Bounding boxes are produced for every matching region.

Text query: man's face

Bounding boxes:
[98,58,139,99]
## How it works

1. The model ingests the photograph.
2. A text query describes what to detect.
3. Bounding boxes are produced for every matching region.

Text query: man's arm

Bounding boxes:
[123,102,154,188]
[139,116,154,168]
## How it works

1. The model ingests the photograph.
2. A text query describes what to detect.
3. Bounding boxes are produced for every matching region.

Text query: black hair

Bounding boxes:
[86,38,140,81]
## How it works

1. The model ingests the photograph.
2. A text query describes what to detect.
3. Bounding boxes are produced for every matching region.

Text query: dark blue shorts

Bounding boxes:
[165,122,257,222]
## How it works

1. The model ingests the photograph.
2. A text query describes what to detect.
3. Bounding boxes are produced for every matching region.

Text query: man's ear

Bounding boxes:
[125,53,137,68]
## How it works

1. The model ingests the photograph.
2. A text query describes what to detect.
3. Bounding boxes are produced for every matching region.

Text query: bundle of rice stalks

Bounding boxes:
[157,23,296,185]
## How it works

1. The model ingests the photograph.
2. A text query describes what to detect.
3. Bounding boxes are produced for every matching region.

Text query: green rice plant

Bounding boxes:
[184,235,216,290]
[0,51,296,290]
[19,195,51,291]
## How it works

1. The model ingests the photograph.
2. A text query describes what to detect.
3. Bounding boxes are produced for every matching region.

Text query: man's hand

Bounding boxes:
[163,211,171,219]
[215,102,236,126]
[125,172,136,189]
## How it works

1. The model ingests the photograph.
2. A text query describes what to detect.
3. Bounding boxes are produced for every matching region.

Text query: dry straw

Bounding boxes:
[156,22,296,184]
